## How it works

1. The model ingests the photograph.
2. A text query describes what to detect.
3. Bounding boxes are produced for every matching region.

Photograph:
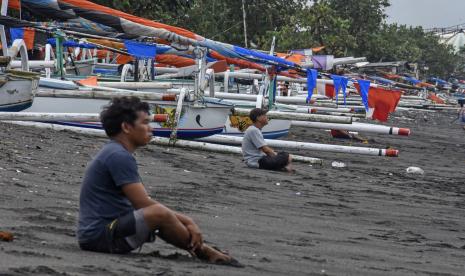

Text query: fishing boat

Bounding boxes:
[0,4,39,112]
[0,69,39,111]
[24,96,231,139]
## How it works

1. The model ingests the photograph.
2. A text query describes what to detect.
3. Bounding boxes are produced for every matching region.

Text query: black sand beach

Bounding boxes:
[0,109,464,275]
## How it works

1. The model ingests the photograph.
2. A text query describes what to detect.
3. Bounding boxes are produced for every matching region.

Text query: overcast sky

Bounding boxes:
[386,0,465,29]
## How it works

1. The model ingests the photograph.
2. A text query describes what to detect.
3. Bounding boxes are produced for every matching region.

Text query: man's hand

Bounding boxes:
[174,212,204,253]
[261,145,277,156]
[186,223,203,252]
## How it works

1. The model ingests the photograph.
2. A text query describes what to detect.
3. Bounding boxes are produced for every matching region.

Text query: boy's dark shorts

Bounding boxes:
[258,152,290,171]
[79,209,155,254]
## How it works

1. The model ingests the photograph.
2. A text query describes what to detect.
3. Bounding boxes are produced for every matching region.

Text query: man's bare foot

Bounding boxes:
[285,165,295,173]
[194,244,231,263]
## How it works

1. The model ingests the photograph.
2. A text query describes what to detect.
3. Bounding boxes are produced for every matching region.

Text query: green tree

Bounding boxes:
[254,1,356,54]
[327,0,390,56]
[92,0,191,23]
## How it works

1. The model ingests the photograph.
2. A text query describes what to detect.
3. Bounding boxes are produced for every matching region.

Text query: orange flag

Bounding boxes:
[77,76,98,86]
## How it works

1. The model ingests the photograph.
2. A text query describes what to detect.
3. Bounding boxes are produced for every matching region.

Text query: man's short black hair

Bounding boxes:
[249,108,268,122]
[100,97,150,137]
[458,98,465,108]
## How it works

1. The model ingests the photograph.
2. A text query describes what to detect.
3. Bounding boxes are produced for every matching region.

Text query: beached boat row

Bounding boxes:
[0,0,461,162]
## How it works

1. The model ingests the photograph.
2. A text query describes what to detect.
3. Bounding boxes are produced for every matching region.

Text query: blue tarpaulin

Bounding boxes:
[429,77,448,86]
[124,40,157,59]
[47,38,98,49]
[232,45,296,68]
[403,76,420,85]
[10,28,24,43]
[369,76,395,86]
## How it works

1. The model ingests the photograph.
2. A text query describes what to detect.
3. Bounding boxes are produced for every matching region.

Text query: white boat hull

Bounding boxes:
[24,97,230,139]
[0,74,38,111]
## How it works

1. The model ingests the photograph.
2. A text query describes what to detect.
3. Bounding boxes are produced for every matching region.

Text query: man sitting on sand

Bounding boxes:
[77,97,238,266]
[242,108,293,172]
[458,99,465,130]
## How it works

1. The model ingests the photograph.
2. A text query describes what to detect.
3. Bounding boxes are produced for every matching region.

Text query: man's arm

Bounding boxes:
[122,183,195,227]
[260,145,277,156]
[122,183,203,250]
[122,183,159,209]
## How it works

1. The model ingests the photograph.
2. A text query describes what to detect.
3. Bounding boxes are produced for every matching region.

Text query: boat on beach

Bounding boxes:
[24,96,231,139]
[0,20,39,112]
[0,69,39,111]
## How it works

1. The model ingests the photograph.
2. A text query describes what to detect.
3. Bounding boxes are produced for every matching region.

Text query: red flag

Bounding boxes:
[8,0,20,10]
[368,87,401,122]
[325,84,336,99]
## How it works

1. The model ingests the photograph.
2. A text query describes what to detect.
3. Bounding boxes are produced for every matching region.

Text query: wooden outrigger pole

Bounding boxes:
[233,108,352,124]
[0,112,170,123]
[36,89,178,102]
[291,121,411,136]
[6,121,323,165]
[198,135,399,157]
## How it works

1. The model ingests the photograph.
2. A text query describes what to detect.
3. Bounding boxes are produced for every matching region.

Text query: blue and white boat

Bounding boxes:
[24,96,231,139]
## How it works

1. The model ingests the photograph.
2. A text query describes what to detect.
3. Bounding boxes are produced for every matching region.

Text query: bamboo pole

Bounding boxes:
[295,106,356,114]
[198,135,399,157]
[37,89,178,101]
[98,81,173,90]
[5,121,322,164]
[10,60,55,69]
[213,92,336,107]
[233,108,352,124]
[216,71,307,83]
[0,112,169,122]
[291,121,411,136]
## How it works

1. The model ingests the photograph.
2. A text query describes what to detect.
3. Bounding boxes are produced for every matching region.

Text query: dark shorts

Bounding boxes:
[79,209,155,254]
[258,152,290,171]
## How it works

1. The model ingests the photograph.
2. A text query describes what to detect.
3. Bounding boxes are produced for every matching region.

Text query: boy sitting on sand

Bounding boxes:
[241,108,293,172]
[77,97,238,266]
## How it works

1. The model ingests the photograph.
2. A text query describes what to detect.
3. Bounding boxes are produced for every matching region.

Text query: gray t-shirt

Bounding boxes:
[242,125,267,168]
[77,141,140,243]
